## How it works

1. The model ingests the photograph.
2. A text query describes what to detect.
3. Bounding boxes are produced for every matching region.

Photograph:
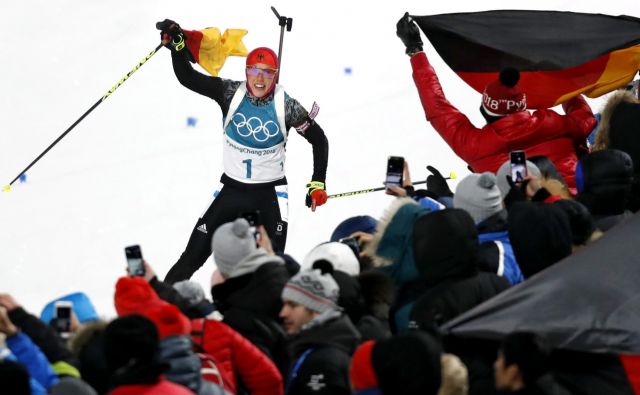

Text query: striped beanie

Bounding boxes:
[282,269,341,313]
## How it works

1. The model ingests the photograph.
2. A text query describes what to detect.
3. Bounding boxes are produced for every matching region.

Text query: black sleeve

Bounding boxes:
[284,95,329,184]
[171,50,226,108]
[8,307,76,366]
[149,277,195,316]
[300,122,329,183]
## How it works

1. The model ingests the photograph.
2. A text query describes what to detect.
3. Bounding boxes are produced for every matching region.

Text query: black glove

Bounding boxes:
[426,165,453,198]
[396,12,423,56]
[156,19,188,52]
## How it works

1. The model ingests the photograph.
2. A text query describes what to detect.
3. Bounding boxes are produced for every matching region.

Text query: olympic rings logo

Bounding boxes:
[231,113,280,142]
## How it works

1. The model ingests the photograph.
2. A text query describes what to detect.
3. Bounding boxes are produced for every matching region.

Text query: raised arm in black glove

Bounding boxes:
[156,19,194,61]
[396,12,423,56]
[426,165,453,198]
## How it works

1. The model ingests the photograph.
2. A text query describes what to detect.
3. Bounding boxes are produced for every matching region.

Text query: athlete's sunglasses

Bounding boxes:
[246,66,278,79]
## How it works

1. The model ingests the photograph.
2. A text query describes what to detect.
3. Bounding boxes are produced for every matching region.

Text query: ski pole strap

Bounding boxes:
[285,348,315,394]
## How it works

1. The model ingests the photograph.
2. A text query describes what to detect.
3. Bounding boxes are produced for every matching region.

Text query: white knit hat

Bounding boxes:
[281,269,341,313]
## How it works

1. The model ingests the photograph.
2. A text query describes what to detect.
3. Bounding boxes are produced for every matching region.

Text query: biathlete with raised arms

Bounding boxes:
[157,19,329,284]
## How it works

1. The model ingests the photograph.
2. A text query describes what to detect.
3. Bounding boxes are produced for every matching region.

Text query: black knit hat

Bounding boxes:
[507,202,572,278]
[103,314,159,372]
[371,331,442,395]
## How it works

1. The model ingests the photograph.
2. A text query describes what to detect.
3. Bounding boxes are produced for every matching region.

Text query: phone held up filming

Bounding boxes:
[386,156,404,189]
[510,150,527,184]
[54,300,73,338]
[125,244,145,277]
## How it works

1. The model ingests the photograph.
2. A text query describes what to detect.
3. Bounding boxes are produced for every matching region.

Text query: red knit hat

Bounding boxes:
[482,68,527,116]
[114,277,162,316]
[246,47,279,69]
[349,340,379,390]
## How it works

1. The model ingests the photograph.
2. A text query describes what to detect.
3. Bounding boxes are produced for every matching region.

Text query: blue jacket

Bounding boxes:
[477,211,524,285]
[6,332,59,390]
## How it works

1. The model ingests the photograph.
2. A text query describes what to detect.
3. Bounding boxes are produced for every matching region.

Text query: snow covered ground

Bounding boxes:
[1,0,637,317]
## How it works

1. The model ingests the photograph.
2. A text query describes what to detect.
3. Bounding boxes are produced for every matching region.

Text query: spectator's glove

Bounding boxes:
[426,165,453,198]
[396,12,423,56]
[156,19,190,54]
[306,181,327,211]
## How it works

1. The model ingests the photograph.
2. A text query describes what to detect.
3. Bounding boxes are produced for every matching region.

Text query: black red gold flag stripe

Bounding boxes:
[413,10,640,108]
[182,27,248,76]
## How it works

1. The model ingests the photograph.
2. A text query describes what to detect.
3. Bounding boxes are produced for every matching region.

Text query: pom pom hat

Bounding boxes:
[454,172,503,224]
[482,68,527,116]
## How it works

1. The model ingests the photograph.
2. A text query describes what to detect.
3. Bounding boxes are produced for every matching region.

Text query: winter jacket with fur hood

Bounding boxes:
[364,198,433,332]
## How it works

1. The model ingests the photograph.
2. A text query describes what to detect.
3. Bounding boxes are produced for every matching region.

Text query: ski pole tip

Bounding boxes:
[2,184,10,192]
[449,171,457,180]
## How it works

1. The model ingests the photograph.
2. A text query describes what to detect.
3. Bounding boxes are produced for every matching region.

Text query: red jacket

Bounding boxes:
[108,379,194,395]
[410,52,596,192]
[192,318,283,395]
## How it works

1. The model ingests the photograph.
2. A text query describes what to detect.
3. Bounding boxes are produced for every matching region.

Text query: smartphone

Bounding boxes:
[386,156,405,188]
[125,244,145,277]
[240,211,261,241]
[510,151,527,183]
[54,301,72,338]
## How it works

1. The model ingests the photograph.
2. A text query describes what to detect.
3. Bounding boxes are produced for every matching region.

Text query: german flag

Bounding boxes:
[413,11,640,109]
[182,27,249,76]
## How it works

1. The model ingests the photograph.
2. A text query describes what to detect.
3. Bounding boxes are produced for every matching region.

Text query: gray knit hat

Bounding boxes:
[173,280,206,307]
[496,160,541,198]
[282,269,341,313]
[211,218,257,277]
[454,172,503,224]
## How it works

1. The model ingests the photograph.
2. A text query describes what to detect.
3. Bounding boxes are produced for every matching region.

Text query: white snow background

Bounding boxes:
[1,0,637,318]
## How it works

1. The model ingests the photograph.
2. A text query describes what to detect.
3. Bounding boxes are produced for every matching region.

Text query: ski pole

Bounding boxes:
[270,6,292,83]
[328,172,457,199]
[3,43,163,192]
